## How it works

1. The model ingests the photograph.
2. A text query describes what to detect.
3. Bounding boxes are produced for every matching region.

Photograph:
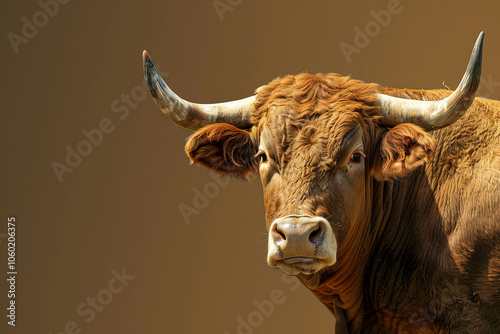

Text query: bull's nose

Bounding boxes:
[269,216,328,257]
[271,220,325,247]
[267,215,337,274]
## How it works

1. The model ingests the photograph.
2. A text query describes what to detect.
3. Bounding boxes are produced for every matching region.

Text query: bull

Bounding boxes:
[142,32,500,332]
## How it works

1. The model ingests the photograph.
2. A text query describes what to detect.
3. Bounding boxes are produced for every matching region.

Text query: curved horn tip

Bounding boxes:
[143,50,155,69]
[457,32,484,96]
[472,31,484,60]
[477,31,485,42]
[142,50,161,93]
[471,32,484,64]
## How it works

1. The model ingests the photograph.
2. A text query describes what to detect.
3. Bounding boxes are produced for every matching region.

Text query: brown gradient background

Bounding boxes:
[1,0,499,333]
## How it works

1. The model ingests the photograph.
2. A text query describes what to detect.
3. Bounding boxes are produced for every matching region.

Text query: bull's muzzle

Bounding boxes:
[267,215,337,275]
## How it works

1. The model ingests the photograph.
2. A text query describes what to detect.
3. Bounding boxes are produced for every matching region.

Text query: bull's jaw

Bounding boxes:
[266,215,337,277]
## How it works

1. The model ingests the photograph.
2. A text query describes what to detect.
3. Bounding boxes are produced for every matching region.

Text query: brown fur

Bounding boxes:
[185,73,500,333]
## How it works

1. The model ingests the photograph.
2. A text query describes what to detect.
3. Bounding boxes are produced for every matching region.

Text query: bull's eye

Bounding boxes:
[349,151,363,164]
[255,150,268,163]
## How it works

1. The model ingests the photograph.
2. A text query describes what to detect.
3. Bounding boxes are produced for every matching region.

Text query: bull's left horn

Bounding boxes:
[376,32,484,131]
[143,50,255,131]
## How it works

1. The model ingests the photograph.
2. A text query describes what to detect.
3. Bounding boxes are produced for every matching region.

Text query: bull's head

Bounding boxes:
[143,33,483,286]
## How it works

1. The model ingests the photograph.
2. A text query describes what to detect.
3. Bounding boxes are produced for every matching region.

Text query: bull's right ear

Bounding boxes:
[185,124,259,180]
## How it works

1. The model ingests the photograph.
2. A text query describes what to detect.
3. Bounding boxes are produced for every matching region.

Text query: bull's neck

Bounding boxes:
[305,175,378,330]
[365,167,457,331]
[306,166,453,332]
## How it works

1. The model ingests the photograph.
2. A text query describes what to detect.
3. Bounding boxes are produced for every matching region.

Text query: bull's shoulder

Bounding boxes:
[424,95,500,223]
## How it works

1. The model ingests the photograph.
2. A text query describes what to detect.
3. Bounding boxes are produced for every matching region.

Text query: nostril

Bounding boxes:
[271,224,287,245]
[308,223,323,244]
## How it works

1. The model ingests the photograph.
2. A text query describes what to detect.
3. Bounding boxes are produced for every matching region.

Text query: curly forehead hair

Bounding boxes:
[251,73,382,125]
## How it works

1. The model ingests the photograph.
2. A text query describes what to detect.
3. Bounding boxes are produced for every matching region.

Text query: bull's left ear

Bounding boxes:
[372,123,436,180]
[185,123,259,180]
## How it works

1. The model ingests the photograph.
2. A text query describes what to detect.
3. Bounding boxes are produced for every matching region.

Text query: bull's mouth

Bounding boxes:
[277,257,330,275]
[282,257,317,264]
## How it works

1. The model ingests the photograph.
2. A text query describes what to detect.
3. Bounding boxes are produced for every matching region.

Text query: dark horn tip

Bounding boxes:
[142,50,156,71]
[475,32,485,52]
[142,50,157,93]
[472,32,484,72]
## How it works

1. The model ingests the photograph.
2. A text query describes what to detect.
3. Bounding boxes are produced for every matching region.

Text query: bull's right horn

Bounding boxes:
[377,32,484,131]
[143,50,255,131]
